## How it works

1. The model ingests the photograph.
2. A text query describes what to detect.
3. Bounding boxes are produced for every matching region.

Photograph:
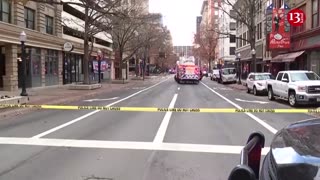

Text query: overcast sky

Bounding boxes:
[149,0,203,46]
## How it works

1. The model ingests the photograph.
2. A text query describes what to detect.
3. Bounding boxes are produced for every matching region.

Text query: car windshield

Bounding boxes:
[291,72,320,82]
[222,69,236,75]
[255,74,272,80]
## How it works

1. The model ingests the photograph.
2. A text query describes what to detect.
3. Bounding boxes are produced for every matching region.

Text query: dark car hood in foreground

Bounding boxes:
[269,119,320,180]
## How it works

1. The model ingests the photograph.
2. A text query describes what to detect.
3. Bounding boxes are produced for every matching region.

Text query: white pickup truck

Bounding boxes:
[267,70,320,106]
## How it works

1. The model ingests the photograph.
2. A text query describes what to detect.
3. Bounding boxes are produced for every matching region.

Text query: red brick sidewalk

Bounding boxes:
[0,77,166,120]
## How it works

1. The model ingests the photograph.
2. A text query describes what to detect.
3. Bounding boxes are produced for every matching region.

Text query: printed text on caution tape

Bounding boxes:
[1,104,320,113]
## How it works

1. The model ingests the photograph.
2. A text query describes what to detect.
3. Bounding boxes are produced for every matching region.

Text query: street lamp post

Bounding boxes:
[97,49,102,83]
[19,31,28,96]
[251,48,256,73]
[237,53,241,84]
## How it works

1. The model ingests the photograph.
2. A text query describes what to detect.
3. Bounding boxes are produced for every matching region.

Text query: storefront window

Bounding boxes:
[29,48,41,87]
[63,53,83,84]
[45,49,59,86]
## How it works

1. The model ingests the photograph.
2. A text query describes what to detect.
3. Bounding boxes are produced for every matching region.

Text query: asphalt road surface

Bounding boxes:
[0,75,316,180]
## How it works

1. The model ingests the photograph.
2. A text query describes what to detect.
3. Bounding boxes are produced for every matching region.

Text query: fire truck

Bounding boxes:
[174,57,202,84]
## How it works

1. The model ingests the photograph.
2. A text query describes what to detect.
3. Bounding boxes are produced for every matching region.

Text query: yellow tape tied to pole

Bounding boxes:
[0,104,320,113]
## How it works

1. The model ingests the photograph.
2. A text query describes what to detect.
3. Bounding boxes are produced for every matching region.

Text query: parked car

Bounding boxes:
[219,68,237,84]
[246,72,273,95]
[202,70,208,77]
[211,69,220,81]
[267,70,320,106]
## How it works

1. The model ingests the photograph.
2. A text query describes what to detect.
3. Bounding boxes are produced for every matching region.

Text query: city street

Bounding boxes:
[0,75,316,180]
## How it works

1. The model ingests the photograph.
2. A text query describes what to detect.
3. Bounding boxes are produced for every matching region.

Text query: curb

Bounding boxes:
[0,78,164,120]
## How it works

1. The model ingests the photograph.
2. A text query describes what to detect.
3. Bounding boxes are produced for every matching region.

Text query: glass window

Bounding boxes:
[229,22,236,30]
[291,72,320,81]
[229,47,235,55]
[0,0,10,23]
[248,75,254,80]
[45,16,53,34]
[283,73,289,80]
[24,7,35,29]
[222,68,236,75]
[229,35,236,43]
[243,32,246,45]
[255,74,272,80]
[312,0,318,28]
[277,73,283,81]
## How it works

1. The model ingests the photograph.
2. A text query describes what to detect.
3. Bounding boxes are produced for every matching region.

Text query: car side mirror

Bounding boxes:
[249,78,254,81]
[228,132,265,180]
[282,78,289,82]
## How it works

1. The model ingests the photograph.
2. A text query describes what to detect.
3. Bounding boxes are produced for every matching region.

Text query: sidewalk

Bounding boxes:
[226,83,247,91]
[0,77,165,120]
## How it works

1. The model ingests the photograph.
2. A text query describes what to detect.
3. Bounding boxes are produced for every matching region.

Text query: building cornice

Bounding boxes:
[0,22,64,50]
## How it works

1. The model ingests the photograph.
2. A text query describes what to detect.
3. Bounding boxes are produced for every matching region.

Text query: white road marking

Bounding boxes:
[32,79,169,139]
[0,137,270,155]
[201,82,278,134]
[235,98,269,104]
[83,97,119,102]
[211,87,232,90]
[131,87,146,90]
[178,87,180,90]
[153,94,178,143]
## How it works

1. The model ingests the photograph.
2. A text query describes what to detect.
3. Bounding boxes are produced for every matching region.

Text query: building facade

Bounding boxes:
[173,46,193,57]
[0,0,65,91]
[217,1,236,67]
[268,0,320,76]
[235,0,271,78]
[0,0,114,92]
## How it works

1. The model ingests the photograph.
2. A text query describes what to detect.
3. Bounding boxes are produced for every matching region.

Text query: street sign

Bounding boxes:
[63,42,74,52]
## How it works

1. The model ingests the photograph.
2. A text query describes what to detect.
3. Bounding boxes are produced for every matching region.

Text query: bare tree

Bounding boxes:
[196,28,218,70]
[148,25,173,72]
[214,0,260,71]
[111,7,163,79]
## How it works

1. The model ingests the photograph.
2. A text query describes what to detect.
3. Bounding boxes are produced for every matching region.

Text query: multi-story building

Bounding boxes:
[235,0,320,77]
[268,0,320,75]
[216,2,236,67]
[196,16,202,44]
[173,46,193,57]
[198,0,220,69]
[235,0,267,78]
[0,1,64,91]
[0,0,113,91]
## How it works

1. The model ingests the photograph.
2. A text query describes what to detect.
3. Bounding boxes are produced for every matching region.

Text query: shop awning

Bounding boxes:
[271,51,305,63]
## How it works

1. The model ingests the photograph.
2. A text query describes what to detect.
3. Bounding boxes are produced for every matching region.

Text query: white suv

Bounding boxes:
[246,72,273,95]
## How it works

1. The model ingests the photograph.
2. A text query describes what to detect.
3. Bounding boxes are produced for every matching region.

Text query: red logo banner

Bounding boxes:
[269,8,290,49]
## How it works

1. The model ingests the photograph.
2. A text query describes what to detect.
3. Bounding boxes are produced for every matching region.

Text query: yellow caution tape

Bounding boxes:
[0,104,319,113]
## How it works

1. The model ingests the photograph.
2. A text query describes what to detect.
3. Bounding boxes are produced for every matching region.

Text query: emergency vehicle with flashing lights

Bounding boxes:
[174,57,201,84]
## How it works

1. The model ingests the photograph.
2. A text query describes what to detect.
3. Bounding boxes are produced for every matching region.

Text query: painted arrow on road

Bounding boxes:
[235,98,269,104]
[84,97,119,102]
